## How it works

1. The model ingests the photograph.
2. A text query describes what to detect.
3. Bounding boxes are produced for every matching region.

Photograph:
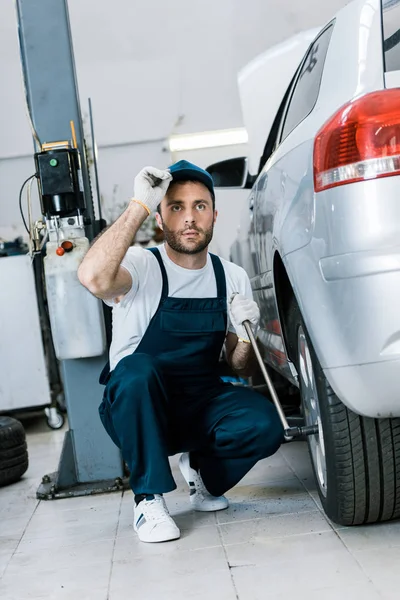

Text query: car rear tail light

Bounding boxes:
[314,89,400,192]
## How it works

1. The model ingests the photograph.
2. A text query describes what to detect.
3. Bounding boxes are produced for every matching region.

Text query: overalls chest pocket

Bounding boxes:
[160,310,226,334]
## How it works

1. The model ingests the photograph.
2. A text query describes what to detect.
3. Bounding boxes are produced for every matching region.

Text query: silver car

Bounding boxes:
[208,0,400,526]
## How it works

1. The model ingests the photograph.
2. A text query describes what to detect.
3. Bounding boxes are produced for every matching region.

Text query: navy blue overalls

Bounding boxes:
[99,248,283,496]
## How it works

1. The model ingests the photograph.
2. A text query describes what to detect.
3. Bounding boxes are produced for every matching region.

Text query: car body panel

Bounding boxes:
[231,0,400,418]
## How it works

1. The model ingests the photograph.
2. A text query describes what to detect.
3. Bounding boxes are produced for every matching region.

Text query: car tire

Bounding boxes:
[0,417,29,487]
[287,298,400,526]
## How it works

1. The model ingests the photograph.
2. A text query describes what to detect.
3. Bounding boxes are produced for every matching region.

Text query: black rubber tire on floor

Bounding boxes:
[0,442,27,461]
[0,416,29,487]
[0,460,29,487]
[0,416,25,450]
[286,298,400,526]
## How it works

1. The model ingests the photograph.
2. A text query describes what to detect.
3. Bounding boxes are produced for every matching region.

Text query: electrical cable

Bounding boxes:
[88,98,103,221]
[26,176,35,255]
[19,174,36,233]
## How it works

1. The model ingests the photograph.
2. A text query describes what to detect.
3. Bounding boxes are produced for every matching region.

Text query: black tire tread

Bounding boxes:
[0,459,29,487]
[0,417,26,450]
[287,296,400,526]
[0,442,27,461]
[0,452,29,471]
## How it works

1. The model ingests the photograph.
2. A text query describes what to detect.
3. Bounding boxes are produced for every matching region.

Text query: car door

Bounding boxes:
[253,24,334,382]
[231,187,260,284]
[253,129,292,379]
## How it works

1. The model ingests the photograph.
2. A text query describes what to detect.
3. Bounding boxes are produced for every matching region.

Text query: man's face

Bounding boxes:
[156,181,217,255]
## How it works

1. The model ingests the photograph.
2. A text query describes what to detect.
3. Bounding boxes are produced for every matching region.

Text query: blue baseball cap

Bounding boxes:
[168,160,215,199]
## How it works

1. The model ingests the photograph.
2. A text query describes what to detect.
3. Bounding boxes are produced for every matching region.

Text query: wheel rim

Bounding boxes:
[298,326,327,497]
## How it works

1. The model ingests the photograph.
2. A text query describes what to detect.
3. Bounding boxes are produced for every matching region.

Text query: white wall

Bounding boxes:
[0,0,349,248]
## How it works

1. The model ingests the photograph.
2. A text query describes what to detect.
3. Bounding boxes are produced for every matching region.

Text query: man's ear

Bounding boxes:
[213,209,218,225]
[155,212,163,230]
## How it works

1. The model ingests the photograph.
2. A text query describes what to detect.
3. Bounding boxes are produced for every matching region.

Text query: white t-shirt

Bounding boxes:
[106,244,253,371]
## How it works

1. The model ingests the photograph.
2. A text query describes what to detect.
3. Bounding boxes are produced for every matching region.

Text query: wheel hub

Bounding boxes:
[298,327,327,497]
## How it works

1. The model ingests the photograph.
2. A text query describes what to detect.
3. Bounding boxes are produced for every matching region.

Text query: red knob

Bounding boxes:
[61,240,73,253]
[56,247,65,256]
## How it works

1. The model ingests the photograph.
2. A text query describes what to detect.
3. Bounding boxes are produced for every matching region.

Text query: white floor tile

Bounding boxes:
[0,538,19,558]
[34,492,122,516]
[18,493,121,541]
[233,570,382,600]
[308,489,323,510]
[279,440,310,464]
[229,476,308,498]
[6,537,115,572]
[0,538,19,579]
[2,415,400,600]
[110,547,236,600]
[21,513,120,545]
[239,463,298,486]
[279,441,317,490]
[172,509,218,531]
[216,484,319,524]
[114,523,222,561]
[283,585,383,600]
[337,520,400,552]
[0,476,39,499]
[230,542,371,598]
[219,510,332,546]
[352,546,400,599]
[0,497,38,521]
[0,516,31,539]
[224,529,358,569]
[0,562,110,600]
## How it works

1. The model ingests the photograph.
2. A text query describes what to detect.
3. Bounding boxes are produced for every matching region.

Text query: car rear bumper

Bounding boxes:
[319,248,400,282]
[286,245,400,417]
[324,358,400,418]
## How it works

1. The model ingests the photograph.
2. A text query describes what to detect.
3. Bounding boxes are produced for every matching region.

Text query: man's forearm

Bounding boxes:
[229,341,257,378]
[78,200,147,290]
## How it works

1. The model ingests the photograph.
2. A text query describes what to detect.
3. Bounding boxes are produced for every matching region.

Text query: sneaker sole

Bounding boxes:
[190,499,229,512]
[180,454,229,512]
[134,524,180,543]
[135,531,181,543]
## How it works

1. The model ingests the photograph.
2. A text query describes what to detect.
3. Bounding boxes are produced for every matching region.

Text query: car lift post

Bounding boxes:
[15,0,125,499]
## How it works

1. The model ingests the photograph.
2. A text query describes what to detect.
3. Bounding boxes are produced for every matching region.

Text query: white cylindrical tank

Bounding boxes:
[44,237,106,360]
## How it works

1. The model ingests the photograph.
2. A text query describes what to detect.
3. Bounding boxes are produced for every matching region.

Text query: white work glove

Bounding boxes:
[229,293,260,342]
[133,166,172,214]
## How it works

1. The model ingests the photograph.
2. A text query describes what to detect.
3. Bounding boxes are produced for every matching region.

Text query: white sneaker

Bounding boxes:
[133,495,180,543]
[179,452,229,512]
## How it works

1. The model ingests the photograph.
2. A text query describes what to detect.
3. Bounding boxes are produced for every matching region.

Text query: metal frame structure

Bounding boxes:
[15,0,124,499]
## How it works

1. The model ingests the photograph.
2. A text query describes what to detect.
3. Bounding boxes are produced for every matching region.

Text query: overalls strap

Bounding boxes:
[147,247,169,299]
[209,253,227,299]
[148,248,227,300]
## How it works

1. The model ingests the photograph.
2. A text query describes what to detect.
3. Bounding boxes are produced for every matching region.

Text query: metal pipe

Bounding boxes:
[88,98,103,222]
[243,321,290,431]
[243,320,319,440]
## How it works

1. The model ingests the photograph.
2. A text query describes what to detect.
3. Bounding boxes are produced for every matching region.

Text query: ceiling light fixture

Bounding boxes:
[169,128,248,152]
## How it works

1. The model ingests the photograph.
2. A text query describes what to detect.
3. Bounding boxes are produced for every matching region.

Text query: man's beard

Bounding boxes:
[161,222,214,255]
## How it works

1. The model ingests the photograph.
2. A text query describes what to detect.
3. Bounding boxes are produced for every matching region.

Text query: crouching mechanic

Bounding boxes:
[78,160,283,543]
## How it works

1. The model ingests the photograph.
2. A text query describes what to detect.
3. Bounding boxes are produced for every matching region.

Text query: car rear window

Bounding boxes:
[280,24,334,142]
[382,0,400,71]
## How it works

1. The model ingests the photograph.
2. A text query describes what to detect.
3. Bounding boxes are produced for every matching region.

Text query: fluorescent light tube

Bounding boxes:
[169,128,248,152]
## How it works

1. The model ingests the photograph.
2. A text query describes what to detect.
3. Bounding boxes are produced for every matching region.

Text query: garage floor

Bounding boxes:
[0,417,399,600]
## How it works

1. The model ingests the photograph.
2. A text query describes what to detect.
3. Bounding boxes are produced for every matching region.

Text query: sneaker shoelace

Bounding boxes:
[141,496,170,523]
[191,470,212,499]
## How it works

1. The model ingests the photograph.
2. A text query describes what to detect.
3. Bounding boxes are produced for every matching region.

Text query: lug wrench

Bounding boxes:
[242,320,319,441]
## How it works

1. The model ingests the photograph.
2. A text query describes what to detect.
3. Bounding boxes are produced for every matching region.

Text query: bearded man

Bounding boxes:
[78,161,283,543]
